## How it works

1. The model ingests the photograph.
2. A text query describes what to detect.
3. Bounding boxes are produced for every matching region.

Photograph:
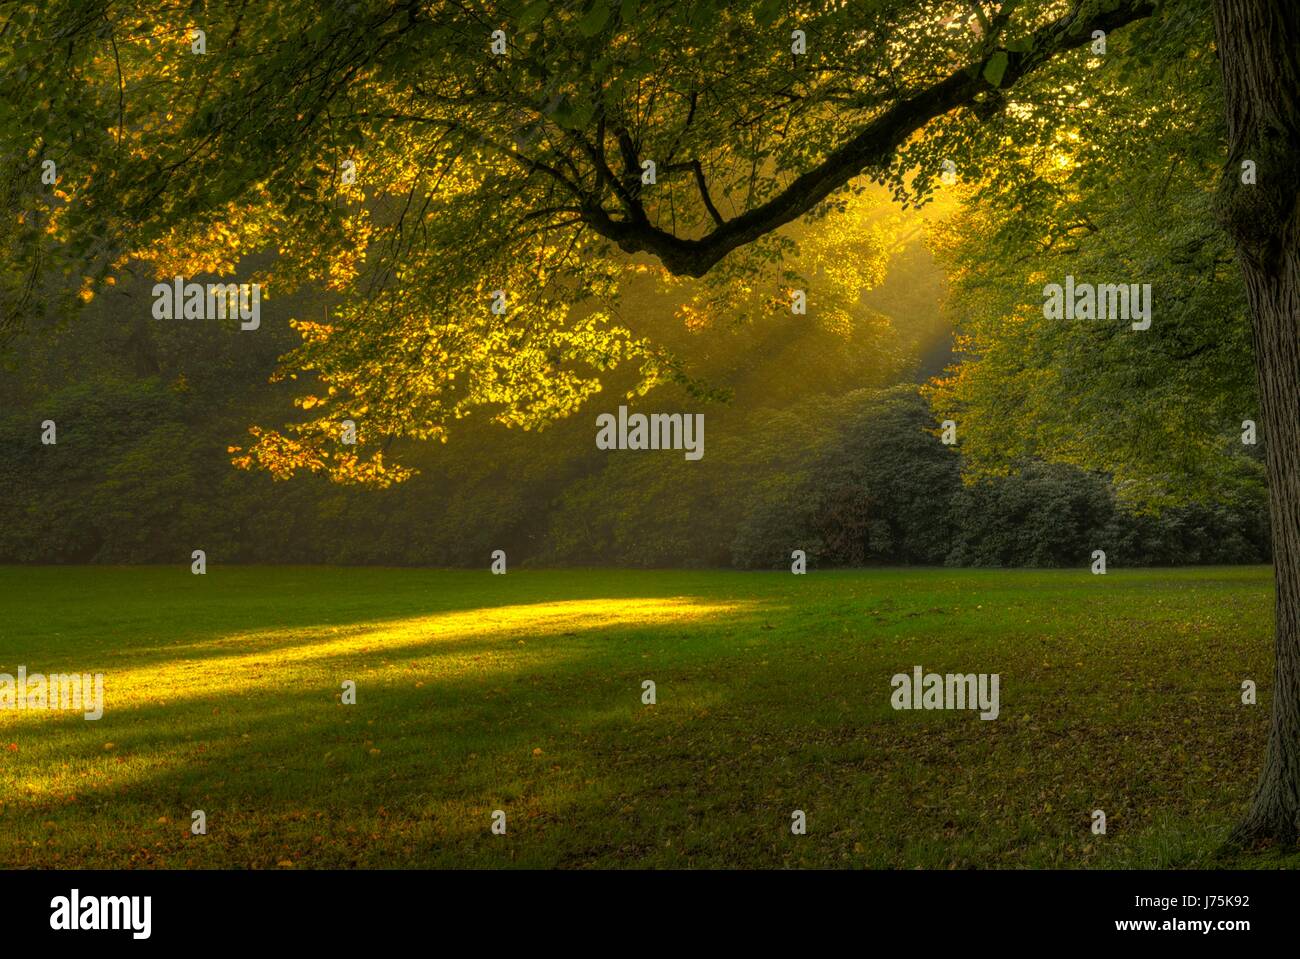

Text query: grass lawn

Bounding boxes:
[0,564,1294,869]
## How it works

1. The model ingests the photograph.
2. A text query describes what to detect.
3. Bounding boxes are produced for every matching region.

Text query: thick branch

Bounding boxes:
[581,0,1156,277]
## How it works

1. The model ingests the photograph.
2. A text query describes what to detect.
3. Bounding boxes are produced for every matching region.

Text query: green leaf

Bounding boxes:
[551,95,575,126]
[578,2,611,37]
[518,0,549,31]
[552,94,595,129]
[982,51,1008,88]
[756,0,783,26]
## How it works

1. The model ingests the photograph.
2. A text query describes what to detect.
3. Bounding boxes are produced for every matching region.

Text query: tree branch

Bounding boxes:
[690,159,725,227]
[579,0,1156,277]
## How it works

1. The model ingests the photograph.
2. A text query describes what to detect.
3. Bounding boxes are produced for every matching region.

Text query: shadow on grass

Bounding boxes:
[2,611,764,867]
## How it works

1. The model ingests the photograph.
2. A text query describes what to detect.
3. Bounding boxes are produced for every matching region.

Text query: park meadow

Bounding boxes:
[1,564,1290,869]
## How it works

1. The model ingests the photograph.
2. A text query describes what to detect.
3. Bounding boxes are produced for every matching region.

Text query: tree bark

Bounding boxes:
[1213,0,1300,846]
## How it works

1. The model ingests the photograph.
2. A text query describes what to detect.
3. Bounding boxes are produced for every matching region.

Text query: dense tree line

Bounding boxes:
[1,372,1267,568]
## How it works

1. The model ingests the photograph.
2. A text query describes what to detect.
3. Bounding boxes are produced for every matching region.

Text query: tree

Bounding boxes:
[922,12,1264,512]
[1212,0,1300,846]
[2,0,1158,479]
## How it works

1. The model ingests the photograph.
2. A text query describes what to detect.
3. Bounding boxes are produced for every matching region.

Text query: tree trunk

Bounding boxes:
[1213,0,1300,846]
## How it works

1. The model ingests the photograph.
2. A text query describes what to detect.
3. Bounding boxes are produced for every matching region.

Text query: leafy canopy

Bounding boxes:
[2,0,1164,482]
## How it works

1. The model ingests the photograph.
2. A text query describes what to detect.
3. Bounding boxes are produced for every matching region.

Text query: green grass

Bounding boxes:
[0,564,1295,869]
